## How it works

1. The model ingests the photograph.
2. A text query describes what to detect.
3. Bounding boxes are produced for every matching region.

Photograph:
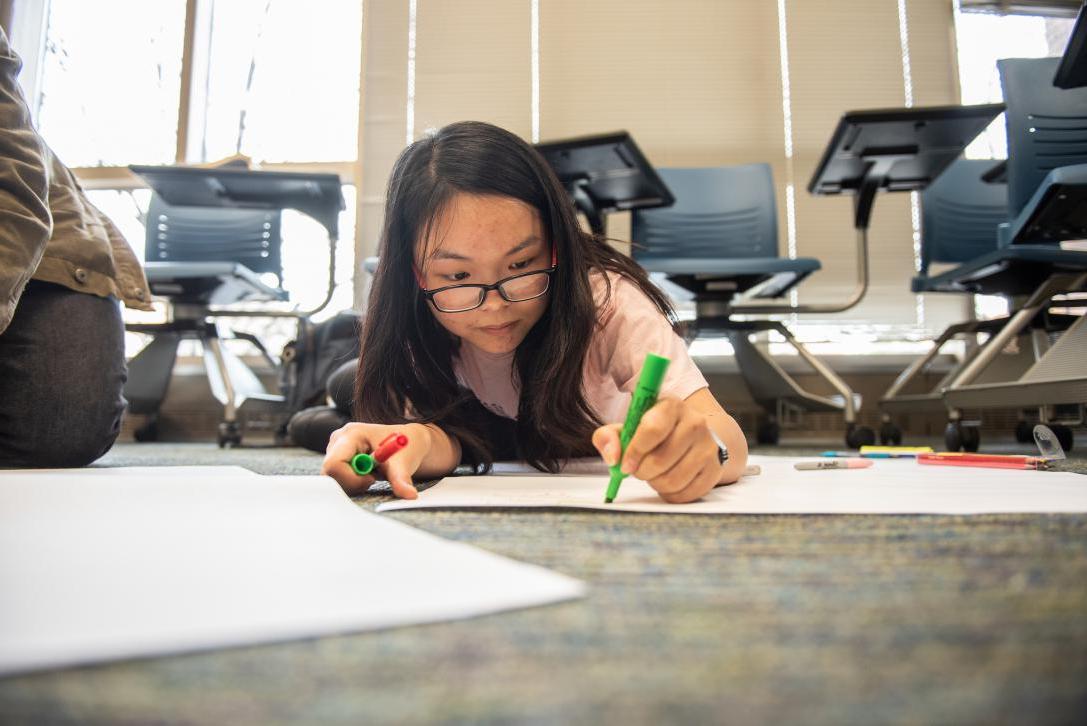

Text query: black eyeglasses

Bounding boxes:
[421,266,557,313]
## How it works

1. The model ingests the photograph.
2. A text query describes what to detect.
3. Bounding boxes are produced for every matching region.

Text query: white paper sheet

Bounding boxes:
[488,459,761,477]
[378,456,1087,515]
[0,468,585,676]
[76,465,261,477]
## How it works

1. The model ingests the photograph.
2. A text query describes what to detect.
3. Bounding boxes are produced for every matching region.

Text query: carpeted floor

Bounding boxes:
[1,442,1085,725]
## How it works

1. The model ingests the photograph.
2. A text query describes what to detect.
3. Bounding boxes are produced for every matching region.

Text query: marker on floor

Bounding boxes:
[795,459,873,471]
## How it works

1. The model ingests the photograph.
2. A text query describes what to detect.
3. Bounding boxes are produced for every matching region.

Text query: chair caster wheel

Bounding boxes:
[879,422,902,446]
[218,422,242,448]
[1014,420,1034,444]
[944,421,980,452]
[756,420,780,446]
[1050,424,1074,453]
[846,424,876,449]
[134,416,159,443]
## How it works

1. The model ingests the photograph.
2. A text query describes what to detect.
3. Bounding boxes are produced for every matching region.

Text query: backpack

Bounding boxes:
[280,311,362,415]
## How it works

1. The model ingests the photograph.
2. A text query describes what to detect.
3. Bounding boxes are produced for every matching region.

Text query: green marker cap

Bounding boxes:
[349,453,376,476]
[636,353,670,392]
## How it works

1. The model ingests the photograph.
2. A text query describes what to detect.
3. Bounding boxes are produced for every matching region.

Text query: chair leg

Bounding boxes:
[230,329,278,369]
[768,322,876,448]
[768,322,858,423]
[880,323,967,404]
[202,331,245,448]
[123,333,180,416]
[201,322,287,447]
[202,334,238,423]
[724,322,868,445]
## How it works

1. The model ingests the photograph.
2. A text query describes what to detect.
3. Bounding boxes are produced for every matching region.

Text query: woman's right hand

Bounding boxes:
[320,422,432,499]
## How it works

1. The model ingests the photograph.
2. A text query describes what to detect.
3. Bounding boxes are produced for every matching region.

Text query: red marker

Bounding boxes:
[918,452,1048,470]
[349,433,409,476]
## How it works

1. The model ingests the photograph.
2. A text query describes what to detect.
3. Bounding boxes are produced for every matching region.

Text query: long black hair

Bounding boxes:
[355,121,674,472]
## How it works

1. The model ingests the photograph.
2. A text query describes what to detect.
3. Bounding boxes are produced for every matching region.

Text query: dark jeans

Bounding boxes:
[0,280,127,467]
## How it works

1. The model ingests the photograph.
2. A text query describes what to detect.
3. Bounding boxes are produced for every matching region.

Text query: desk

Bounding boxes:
[2,443,1085,724]
[535,131,673,236]
[709,104,1003,319]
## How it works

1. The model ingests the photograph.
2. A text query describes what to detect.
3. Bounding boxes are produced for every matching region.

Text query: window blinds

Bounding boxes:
[359,0,969,332]
[413,0,532,140]
[538,0,785,249]
[785,0,964,327]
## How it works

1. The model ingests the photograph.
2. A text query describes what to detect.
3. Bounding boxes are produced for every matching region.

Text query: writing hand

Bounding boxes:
[591,397,720,503]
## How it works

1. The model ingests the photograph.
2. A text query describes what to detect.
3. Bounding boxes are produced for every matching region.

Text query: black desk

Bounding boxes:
[1054,3,1087,89]
[809,104,1006,229]
[129,165,346,242]
[736,104,1004,316]
[535,131,674,236]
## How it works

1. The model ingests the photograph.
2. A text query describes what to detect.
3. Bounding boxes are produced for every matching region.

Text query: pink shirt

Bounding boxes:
[452,271,708,423]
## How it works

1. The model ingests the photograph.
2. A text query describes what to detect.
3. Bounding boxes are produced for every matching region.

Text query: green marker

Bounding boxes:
[605,353,670,503]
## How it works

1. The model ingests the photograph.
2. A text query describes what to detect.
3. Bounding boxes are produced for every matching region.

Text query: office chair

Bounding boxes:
[124,195,292,447]
[935,57,1087,451]
[632,163,873,448]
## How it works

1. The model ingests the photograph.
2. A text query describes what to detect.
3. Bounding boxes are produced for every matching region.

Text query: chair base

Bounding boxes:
[878,392,947,415]
[124,317,286,447]
[883,268,1087,450]
[879,316,1019,416]
[692,317,870,447]
[879,307,1085,450]
[945,312,1087,411]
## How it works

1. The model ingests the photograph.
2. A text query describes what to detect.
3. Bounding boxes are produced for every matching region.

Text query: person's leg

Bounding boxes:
[326,359,356,413]
[287,405,350,453]
[0,280,127,467]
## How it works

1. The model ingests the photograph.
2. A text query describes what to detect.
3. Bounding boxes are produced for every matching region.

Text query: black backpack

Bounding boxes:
[280,311,361,415]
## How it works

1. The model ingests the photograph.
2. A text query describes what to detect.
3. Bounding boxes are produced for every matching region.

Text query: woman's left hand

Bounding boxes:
[591,396,721,504]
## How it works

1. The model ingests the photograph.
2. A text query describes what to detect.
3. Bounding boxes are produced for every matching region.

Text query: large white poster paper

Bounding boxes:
[0,468,585,676]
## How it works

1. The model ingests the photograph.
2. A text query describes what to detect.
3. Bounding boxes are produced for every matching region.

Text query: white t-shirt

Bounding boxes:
[452,270,709,423]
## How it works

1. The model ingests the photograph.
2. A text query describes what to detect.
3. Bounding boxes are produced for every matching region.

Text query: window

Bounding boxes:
[37,0,186,167]
[955,6,1075,161]
[30,0,362,167]
[13,0,364,357]
[196,0,361,164]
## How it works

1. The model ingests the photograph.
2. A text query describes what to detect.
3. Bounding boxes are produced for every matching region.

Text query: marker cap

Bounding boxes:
[349,453,376,476]
[1033,424,1066,461]
[636,353,670,393]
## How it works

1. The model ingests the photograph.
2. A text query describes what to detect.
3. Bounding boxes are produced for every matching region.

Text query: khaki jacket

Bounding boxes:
[0,29,150,336]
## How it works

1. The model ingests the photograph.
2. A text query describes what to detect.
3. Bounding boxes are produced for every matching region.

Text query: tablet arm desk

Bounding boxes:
[129,165,346,319]
[729,104,1005,316]
[534,132,674,237]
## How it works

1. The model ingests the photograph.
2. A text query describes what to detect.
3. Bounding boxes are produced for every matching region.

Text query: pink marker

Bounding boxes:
[794,459,873,471]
